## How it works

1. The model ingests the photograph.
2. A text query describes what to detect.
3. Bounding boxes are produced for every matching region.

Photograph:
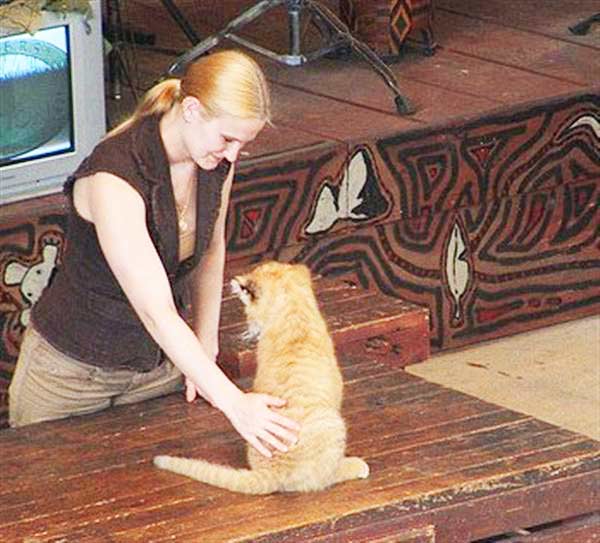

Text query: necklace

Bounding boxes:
[175,180,194,231]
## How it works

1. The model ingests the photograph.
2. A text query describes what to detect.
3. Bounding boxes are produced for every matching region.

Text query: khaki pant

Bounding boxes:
[8,325,184,428]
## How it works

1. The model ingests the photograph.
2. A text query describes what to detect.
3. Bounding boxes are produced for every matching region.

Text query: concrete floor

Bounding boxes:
[407,315,600,441]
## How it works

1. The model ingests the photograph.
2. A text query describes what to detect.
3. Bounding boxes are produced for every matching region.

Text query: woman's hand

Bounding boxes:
[185,377,199,402]
[224,392,300,458]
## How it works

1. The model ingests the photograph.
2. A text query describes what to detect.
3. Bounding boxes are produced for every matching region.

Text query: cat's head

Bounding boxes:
[231,261,313,339]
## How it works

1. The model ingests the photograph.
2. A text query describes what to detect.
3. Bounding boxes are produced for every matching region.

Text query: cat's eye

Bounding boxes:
[241,280,258,301]
[231,278,258,301]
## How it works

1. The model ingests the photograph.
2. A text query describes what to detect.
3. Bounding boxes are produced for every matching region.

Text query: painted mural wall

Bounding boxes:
[0,90,598,426]
[227,92,600,349]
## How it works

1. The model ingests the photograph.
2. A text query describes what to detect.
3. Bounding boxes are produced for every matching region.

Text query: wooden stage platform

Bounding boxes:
[1,352,598,542]
[0,2,599,540]
[0,4,599,537]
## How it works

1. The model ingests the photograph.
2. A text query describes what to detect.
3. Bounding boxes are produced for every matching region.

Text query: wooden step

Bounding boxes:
[485,512,600,542]
[217,275,430,379]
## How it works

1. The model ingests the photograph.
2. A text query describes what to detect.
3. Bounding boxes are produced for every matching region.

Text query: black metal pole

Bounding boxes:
[159,0,201,44]
[569,13,600,35]
[106,0,123,99]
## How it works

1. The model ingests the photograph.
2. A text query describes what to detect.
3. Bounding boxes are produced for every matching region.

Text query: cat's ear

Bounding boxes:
[293,264,313,283]
[230,277,243,296]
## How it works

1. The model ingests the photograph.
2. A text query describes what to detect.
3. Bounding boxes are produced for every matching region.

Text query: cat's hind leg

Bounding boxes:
[334,456,370,483]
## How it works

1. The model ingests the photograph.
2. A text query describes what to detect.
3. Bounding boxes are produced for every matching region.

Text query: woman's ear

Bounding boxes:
[181,96,207,123]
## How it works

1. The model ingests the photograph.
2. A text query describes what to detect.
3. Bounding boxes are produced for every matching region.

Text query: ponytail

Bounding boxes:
[105,78,181,139]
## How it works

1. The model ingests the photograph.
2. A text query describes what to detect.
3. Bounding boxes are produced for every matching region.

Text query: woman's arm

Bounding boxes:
[75,172,298,457]
[184,166,232,400]
[191,166,233,360]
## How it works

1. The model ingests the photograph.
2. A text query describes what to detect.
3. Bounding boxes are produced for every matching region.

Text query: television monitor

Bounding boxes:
[0,1,106,204]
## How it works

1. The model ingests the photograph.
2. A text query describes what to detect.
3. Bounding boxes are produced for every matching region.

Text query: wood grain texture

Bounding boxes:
[490,512,600,542]
[0,354,598,542]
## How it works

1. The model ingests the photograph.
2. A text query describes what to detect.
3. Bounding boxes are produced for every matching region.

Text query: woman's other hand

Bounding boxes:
[185,377,198,402]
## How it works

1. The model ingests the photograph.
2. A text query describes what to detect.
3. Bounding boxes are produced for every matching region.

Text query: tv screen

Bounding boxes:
[0,1,105,205]
[0,24,74,167]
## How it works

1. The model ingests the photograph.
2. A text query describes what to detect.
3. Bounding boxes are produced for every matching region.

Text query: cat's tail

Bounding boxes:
[153,455,281,495]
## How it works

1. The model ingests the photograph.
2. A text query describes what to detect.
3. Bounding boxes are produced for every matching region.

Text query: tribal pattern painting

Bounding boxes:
[305,147,392,235]
[230,92,600,350]
[0,212,66,423]
[339,0,437,56]
[227,146,393,256]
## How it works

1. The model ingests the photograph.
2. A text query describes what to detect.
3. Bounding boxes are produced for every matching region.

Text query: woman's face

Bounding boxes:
[182,98,265,170]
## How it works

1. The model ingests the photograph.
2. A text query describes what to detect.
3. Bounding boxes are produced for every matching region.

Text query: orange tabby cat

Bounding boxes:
[154,261,369,494]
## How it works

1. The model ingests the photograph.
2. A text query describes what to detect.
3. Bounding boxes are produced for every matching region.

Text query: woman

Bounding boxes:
[9,50,299,458]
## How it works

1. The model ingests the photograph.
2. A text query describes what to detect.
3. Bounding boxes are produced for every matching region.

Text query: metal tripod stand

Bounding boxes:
[568,12,600,35]
[167,0,414,115]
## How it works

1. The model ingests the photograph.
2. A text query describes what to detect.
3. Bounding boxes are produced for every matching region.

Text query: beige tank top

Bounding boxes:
[179,229,196,262]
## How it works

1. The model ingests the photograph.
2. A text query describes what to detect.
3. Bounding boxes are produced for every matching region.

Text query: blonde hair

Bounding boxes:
[107,50,271,138]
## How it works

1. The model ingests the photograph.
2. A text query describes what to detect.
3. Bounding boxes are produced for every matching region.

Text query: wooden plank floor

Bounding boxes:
[1,354,598,542]
[217,274,431,378]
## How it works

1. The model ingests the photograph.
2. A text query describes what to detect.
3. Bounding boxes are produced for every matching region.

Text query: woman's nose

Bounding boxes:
[224,141,242,162]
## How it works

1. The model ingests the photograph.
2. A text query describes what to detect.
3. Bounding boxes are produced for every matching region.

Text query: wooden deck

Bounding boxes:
[0,353,598,542]
[0,3,598,540]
